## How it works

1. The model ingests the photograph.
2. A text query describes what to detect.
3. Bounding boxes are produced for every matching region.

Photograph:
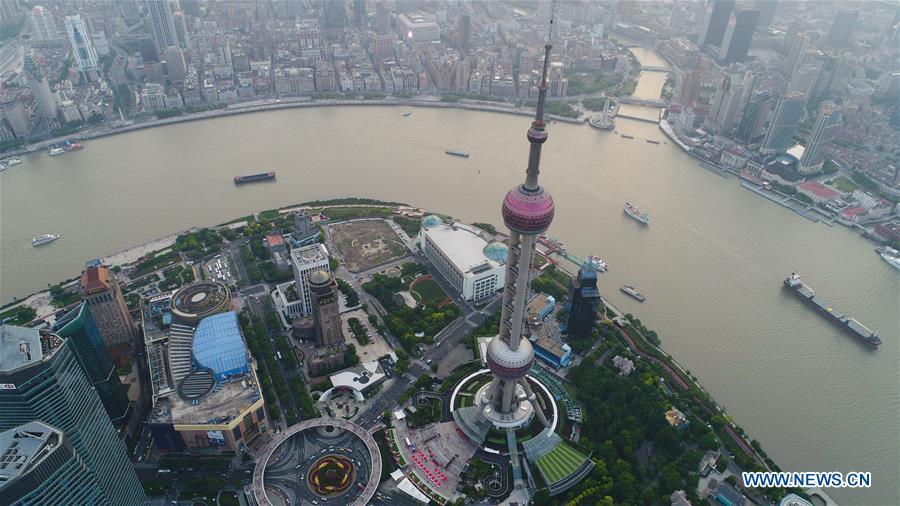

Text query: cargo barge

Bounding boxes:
[234,171,276,184]
[783,273,881,348]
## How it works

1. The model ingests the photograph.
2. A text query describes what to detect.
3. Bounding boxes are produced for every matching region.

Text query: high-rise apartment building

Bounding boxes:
[698,0,735,49]
[309,270,343,347]
[0,325,146,505]
[718,8,759,64]
[761,93,806,154]
[51,303,131,427]
[825,8,859,48]
[0,421,100,505]
[566,257,603,340]
[290,243,330,316]
[292,210,318,244]
[799,102,841,174]
[79,265,136,366]
[28,5,58,41]
[64,15,98,71]
[323,0,346,29]
[1,93,29,139]
[164,45,186,82]
[145,0,178,55]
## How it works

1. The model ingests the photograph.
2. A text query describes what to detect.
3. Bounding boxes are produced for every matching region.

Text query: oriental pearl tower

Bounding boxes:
[477,14,557,430]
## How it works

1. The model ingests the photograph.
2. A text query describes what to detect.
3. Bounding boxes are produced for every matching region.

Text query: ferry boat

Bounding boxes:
[620,285,646,302]
[445,150,470,158]
[783,273,882,348]
[624,202,650,224]
[877,247,900,270]
[403,112,413,117]
[32,234,60,247]
[234,171,276,184]
[48,147,66,156]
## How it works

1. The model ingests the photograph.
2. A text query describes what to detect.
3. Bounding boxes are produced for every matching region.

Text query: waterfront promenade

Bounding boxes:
[5,96,584,157]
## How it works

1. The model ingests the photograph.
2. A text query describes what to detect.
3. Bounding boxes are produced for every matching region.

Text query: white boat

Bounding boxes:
[48,148,65,156]
[32,234,60,247]
[3,157,21,166]
[624,202,650,224]
[878,247,900,270]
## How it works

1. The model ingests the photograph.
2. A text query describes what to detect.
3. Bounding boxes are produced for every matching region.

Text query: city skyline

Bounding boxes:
[0,1,897,505]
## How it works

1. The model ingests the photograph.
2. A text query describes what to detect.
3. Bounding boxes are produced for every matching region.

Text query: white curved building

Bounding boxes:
[419,221,505,301]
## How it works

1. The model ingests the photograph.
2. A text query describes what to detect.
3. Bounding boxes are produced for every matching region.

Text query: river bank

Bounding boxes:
[4,97,585,158]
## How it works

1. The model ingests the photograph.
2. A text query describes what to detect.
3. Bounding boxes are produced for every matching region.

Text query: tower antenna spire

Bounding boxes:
[534,0,557,125]
[523,0,557,190]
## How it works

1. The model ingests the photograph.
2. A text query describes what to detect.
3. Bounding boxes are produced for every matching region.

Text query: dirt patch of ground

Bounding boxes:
[328,219,409,272]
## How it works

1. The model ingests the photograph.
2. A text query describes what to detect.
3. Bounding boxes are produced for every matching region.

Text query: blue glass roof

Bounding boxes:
[192,311,249,382]
[421,215,442,229]
[483,242,509,264]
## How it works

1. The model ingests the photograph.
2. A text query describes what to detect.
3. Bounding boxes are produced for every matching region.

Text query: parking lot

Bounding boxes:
[340,309,393,363]
[202,254,236,285]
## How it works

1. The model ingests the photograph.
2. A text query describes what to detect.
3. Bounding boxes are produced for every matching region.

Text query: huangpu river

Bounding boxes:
[1,48,896,504]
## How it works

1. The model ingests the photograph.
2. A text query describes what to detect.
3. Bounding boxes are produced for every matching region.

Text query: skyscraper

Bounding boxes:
[799,102,841,174]
[709,74,746,132]
[782,33,809,76]
[718,8,759,64]
[80,265,136,366]
[28,5,58,41]
[736,90,772,144]
[145,0,178,55]
[0,421,100,505]
[698,0,735,49]
[290,243,330,316]
[64,15,98,71]
[375,2,391,34]
[309,270,343,347]
[51,303,131,428]
[752,0,778,28]
[0,325,146,505]
[22,54,57,121]
[825,8,859,48]
[352,0,365,27]
[456,14,472,52]
[565,257,603,340]
[761,92,806,154]
[478,31,559,431]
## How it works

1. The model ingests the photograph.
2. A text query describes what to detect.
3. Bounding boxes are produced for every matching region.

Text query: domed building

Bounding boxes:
[420,215,443,229]
[483,242,509,264]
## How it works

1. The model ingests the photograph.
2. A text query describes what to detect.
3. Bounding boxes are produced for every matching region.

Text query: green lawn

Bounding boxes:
[410,278,447,304]
[536,443,587,485]
[829,176,860,194]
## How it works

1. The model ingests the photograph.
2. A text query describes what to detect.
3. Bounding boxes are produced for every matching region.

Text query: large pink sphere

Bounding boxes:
[502,185,555,234]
